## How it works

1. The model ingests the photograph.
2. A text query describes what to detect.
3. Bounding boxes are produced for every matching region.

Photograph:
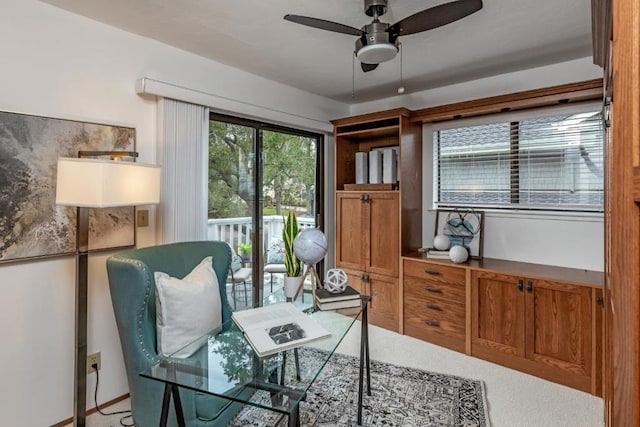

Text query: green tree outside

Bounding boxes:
[208,121,316,219]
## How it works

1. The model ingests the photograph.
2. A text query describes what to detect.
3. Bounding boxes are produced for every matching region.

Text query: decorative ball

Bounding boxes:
[293,228,328,264]
[325,268,348,293]
[433,234,451,251]
[449,245,469,264]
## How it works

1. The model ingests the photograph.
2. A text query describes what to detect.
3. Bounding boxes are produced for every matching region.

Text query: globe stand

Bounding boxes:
[293,262,323,304]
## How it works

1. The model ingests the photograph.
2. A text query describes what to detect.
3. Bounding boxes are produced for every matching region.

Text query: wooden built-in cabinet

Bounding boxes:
[336,192,399,277]
[332,102,605,396]
[402,256,603,395]
[332,109,422,332]
[472,270,598,393]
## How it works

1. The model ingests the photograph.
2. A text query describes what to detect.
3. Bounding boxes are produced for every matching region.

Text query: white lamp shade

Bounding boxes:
[55,157,161,207]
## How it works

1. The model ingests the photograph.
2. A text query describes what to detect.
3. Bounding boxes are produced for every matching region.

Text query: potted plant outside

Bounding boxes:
[282,211,302,299]
[238,242,252,259]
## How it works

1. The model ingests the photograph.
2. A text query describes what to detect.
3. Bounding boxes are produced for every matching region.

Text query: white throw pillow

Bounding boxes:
[154,256,222,357]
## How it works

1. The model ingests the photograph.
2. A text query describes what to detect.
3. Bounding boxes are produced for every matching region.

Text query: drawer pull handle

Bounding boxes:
[424,320,440,327]
[526,280,533,293]
[424,286,442,293]
[517,279,524,292]
[424,269,441,275]
[425,304,443,311]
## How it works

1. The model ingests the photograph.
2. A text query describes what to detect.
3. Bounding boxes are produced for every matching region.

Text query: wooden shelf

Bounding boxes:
[343,183,398,191]
[335,125,399,140]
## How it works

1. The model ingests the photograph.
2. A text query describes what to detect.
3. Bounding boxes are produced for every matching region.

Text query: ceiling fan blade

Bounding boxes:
[389,0,483,37]
[284,14,364,36]
[361,63,379,72]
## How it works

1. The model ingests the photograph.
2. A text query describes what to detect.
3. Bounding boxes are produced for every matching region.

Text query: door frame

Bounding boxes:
[209,112,325,305]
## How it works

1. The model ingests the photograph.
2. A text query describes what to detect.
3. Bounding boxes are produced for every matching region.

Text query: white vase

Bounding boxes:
[283,275,302,299]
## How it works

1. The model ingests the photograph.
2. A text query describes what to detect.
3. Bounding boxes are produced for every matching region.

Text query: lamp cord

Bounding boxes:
[92,364,135,427]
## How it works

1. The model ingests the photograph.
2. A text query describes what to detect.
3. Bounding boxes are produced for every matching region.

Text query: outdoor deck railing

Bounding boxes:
[207,215,315,252]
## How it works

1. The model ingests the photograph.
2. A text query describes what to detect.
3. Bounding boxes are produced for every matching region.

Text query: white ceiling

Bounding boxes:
[40,0,594,103]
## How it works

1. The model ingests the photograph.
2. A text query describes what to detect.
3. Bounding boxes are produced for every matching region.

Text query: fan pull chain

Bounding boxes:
[352,51,356,101]
[398,43,405,94]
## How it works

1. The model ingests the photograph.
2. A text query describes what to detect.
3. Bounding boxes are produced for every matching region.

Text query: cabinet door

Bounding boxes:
[366,192,399,276]
[342,268,366,296]
[472,271,525,357]
[367,273,399,332]
[335,193,366,270]
[525,279,592,377]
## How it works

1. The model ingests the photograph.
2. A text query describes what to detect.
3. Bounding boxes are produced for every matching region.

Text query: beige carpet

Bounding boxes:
[80,323,604,427]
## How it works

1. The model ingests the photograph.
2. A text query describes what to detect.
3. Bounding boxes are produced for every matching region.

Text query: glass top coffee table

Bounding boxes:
[141,291,371,427]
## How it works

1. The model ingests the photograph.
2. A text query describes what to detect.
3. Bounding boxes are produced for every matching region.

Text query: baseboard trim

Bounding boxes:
[50,393,130,427]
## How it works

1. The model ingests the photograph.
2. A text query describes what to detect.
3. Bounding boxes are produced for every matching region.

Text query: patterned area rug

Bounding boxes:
[230,349,490,426]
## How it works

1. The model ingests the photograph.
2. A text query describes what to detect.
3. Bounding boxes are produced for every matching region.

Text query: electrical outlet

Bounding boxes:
[137,209,149,227]
[87,352,101,374]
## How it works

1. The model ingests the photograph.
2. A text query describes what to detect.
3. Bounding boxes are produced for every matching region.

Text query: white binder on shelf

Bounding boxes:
[382,148,397,184]
[355,152,368,184]
[369,150,382,184]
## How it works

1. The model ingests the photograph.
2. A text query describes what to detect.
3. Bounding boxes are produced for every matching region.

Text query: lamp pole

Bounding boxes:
[74,206,89,427]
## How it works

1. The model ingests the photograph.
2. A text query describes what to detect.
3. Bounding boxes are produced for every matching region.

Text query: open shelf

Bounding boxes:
[335,125,400,140]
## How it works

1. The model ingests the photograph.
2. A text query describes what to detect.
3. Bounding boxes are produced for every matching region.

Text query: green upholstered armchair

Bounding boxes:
[106,241,242,427]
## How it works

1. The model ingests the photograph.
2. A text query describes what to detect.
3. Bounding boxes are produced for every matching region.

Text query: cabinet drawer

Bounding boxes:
[403,260,465,285]
[404,293,465,336]
[404,301,465,337]
[404,276,465,303]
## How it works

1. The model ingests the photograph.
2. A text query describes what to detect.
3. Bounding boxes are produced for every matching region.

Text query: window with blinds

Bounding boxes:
[434,108,604,212]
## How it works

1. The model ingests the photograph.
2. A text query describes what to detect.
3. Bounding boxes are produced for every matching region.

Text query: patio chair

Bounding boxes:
[263,237,286,292]
[226,243,252,309]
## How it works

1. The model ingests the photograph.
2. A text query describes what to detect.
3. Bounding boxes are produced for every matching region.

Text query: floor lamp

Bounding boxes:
[55,151,161,427]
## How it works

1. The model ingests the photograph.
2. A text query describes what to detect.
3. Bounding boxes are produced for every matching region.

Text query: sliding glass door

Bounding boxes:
[207,114,323,309]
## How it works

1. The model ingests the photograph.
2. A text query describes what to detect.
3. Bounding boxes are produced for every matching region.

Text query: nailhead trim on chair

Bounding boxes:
[114,257,161,364]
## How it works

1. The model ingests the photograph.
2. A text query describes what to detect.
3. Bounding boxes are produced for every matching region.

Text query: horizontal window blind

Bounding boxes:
[434,107,604,212]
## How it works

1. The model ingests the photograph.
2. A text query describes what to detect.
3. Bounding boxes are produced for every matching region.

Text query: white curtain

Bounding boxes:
[156,98,209,243]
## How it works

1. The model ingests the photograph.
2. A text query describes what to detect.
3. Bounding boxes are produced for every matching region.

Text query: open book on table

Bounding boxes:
[232,303,331,357]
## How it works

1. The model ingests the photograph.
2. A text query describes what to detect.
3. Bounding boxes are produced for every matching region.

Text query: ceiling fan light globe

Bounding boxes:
[356,43,398,64]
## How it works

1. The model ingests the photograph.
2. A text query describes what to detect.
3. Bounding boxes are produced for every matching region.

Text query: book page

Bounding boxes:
[232,303,331,357]
[232,303,301,332]
[243,315,331,357]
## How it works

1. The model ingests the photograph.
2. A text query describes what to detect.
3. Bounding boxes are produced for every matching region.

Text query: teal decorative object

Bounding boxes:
[443,210,481,248]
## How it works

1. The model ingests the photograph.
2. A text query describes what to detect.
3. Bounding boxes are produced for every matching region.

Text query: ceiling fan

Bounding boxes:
[284,0,483,72]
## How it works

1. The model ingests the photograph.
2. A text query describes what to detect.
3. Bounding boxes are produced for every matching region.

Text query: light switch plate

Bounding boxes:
[137,209,149,227]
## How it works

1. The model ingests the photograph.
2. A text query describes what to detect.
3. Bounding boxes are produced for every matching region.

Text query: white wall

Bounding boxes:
[351,59,604,271]
[0,1,347,425]
[350,57,603,114]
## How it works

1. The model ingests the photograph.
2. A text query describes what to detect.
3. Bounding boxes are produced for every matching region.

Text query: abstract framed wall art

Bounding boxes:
[434,208,484,259]
[0,111,136,263]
